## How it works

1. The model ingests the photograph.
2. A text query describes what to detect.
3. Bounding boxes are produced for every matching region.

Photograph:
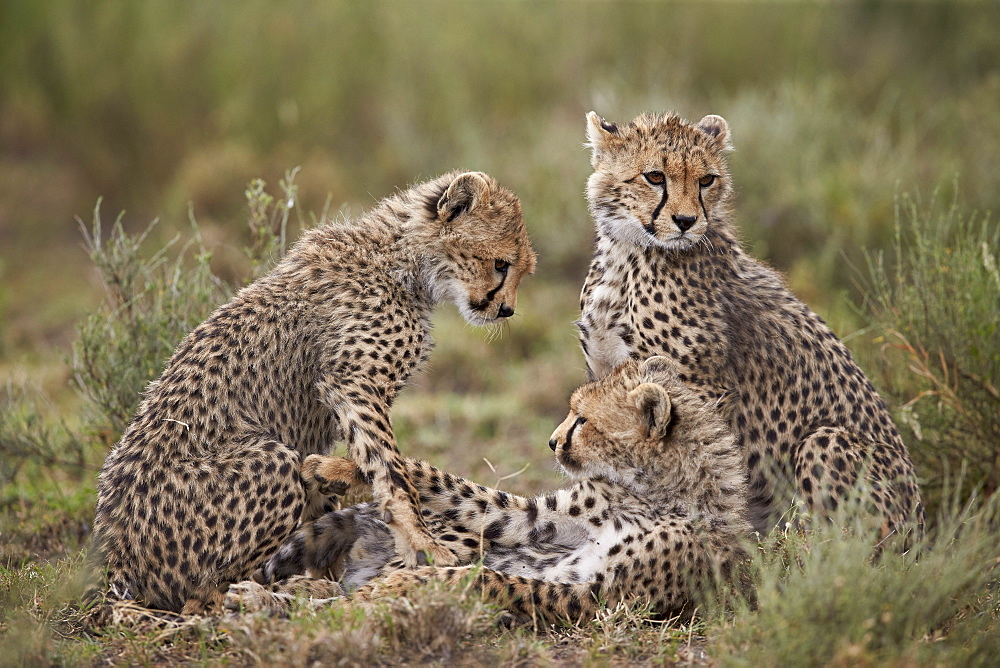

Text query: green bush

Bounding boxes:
[713,495,1000,665]
[70,172,301,439]
[71,206,228,439]
[863,193,1000,509]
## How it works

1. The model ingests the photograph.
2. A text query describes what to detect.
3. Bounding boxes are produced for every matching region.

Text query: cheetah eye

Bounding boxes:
[574,416,587,427]
[698,174,717,188]
[494,259,510,273]
[643,171,665,186]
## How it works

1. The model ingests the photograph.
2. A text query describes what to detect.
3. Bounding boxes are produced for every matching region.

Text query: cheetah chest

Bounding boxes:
[579,252,637,379]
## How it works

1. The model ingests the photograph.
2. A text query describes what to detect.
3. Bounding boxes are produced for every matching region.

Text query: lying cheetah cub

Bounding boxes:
[93,171,536,613]
[578,111,923,539]
[228,357,754,624]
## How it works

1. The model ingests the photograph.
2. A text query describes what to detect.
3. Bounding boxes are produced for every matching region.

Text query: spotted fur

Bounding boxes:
[93,171,536,613]
[227,358,754,624]
[577,111,923,538]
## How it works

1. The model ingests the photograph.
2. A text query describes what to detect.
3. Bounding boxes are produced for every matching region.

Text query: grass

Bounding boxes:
[714,496,1000,666]
[1,1,999,665]
[1,561,708,666]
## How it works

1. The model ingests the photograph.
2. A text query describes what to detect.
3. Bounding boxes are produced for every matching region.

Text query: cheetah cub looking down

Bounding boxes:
[578,111,923,538]
[93,171,537,613]
[228,357,754,624]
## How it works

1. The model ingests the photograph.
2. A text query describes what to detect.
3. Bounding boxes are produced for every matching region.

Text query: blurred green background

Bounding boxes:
[1,1,998,490]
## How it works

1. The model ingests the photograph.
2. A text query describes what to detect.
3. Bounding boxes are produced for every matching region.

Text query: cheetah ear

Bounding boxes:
[629,382,673,440]
[437,171,490,224]
[639,356,676,385]
[696,115,734,152]
[586,111,619,167]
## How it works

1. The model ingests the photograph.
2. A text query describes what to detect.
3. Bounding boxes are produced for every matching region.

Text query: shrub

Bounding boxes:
[862,192,1000,509]
[712,495,1000,665]
[70,171,301,440]
[0,382,84,486]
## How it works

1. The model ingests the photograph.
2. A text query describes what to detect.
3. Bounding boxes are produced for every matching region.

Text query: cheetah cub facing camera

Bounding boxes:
[93,171,536,613]
[228,357,754,624]
[578,111,924,539]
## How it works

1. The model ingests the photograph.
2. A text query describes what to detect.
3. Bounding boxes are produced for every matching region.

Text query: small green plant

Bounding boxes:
[0,382,85,486]
[862,192,1000,509]
[712,494,1000,665]
[244,167,304,278]
[71,204,226,439]
[70,172,300,440]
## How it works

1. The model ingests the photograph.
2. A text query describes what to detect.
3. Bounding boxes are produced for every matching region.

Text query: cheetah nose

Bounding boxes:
[497,303,515,318]
[548,438,558,451]
[672,213,697,232]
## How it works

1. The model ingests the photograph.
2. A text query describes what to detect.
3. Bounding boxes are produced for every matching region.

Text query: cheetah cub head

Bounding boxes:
[585,111,734,252]
[430,171,537,326]
[549,356,737,498]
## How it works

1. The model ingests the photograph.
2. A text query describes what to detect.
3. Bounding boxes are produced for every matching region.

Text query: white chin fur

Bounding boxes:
[650,234,700,251]
[567,462,647,495]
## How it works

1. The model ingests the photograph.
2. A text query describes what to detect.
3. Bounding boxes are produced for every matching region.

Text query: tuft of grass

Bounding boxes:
[712,495,1000,666]
[862,192,1000,511]
[0,483,94,567]
[0,553,97,666]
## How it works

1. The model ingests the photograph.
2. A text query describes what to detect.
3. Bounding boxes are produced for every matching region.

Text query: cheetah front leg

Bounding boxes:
[301,454,536,557]
[300,454,357,523]
[329,398,457,568]
[353,565,602,625]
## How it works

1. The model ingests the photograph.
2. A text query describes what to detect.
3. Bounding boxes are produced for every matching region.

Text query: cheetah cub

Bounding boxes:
[578,111,923,538]
[228,357,754,624]
[93,171,536,613]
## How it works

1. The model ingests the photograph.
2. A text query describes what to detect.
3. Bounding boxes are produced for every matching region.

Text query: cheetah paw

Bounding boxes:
[224,578,346,615]
[301,454,357,496]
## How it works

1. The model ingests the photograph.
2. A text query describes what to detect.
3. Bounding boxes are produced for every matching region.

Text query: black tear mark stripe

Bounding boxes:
[484,270,507,304]
[468,259,510,312]
[650,183,669,224]
[564,416,585,452]
[661,405,678,444]
[698,189,709,222]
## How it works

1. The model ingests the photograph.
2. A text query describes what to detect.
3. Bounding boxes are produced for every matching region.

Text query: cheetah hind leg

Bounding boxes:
[298,456,456,571]
[303,457,456,569]
[261,501,394,591]
[793,427,920,544]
